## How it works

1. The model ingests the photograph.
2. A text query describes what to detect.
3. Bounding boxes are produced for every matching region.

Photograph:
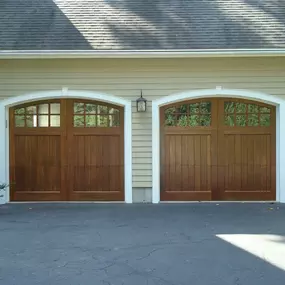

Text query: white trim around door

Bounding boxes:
[0,89,132,204]
[152,88,285,204]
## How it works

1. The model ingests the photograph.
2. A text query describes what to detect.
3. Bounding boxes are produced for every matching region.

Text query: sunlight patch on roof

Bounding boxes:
[215,0,285,45]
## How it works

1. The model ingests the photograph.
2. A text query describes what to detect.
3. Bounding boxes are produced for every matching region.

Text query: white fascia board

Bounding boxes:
[1,49,285,59]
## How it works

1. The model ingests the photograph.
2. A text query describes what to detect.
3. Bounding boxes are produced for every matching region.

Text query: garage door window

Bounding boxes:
[165,101,211,127]
[14,103,60,127]
[73,102,120,127]
[224,101,271,127]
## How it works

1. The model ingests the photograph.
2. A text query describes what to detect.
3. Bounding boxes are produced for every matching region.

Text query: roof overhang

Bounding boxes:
[1,49,285,59]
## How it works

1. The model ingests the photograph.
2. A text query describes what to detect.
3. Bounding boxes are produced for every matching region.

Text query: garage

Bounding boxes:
[9,99,124,201]
[160,98,276,201]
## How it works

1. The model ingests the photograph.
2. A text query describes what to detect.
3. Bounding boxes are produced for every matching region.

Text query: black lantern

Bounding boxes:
[136,90,147,112]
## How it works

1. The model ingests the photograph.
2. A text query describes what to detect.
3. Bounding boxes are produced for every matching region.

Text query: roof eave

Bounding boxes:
[1,49,285,59]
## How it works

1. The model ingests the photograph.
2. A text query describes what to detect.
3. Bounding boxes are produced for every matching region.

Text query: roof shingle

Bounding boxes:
[1,0,285,50]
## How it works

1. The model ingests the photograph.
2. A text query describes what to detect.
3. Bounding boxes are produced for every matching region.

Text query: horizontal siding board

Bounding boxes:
[133,164,152,170]
[133,130,152,136]
[133,152,152,158]
[132,124,152,130]
[133,182,152,188]
[133,170,152,176]
[132,146,152,151]
[132,141,152,147]
[133,177,152,183]
[1,57,285,188]
[2,79,285,89]
[133,118,152,124]
[3,83,285,90]
[2,74,285,82]
[132,137,152,142]
[132,158,152,164]
[3,77,285,85]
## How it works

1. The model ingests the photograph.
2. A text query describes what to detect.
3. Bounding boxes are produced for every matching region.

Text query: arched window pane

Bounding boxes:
[164,101,212,127]
[73,102,120,127]
[14,102,61,128]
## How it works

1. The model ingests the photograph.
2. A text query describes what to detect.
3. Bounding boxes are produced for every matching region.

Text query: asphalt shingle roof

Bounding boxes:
[1,0,285,50]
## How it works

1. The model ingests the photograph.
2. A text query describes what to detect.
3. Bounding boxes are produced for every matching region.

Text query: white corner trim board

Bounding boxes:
[0,90,132,204]
[152,88,285,204]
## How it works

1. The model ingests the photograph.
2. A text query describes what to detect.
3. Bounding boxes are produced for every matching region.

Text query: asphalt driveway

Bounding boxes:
[1,203,285,285]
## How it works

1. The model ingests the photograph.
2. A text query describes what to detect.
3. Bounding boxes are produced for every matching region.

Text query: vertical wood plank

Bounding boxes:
[206,135,212,192]
[254,135,260,191]
[169,135,176,191]
[194,135,201,192]
[266,135,271,192]
[234,135,242,190]
[181,135,188,191]
[248,135,254,190]
[175,135,182,191]
[200,135,207,191]
[188,135,195,192]
[241,135,247,191]
[260,135,266,191]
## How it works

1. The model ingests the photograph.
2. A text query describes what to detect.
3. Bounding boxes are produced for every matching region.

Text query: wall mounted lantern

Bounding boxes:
[136,90,147,112]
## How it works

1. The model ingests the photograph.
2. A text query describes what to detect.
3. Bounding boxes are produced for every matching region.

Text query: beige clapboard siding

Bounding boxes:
[1,57,285,188]
[132,157,152,164]
[132,123,151,130]
[132,141,152,148]
[133,152,152,158]
[3,78,285,86]
[3,83,285,89]
[132,146,151,153]
[133,182,152,188]
[133,169,152,175]
[3,77,285,84]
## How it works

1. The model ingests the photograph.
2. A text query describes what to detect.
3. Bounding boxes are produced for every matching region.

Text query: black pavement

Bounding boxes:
[0,203,285,285]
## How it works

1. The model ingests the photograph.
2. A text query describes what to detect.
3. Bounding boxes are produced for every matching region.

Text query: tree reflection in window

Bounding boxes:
[224,102,271,127]
[73,102,120,127]
[164,101,211,127]
[14,103,60,127]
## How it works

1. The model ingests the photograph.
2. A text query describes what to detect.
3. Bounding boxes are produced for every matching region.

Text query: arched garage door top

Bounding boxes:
[1,90,129,108]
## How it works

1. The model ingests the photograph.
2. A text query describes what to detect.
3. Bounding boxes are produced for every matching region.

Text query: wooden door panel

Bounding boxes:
[11,135,62,201]
[217,99,276,201]
[161,99,216,201]
[67,99,124,201]
[220,134,274,200]
[69,135,123,201]
[161,134,212,201]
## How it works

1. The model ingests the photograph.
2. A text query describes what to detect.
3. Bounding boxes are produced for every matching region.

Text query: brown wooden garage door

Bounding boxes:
[9,99,124,201]
[161,98,276,201]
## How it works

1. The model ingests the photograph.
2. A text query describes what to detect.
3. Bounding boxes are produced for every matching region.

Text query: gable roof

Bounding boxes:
[1,0,285,51]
